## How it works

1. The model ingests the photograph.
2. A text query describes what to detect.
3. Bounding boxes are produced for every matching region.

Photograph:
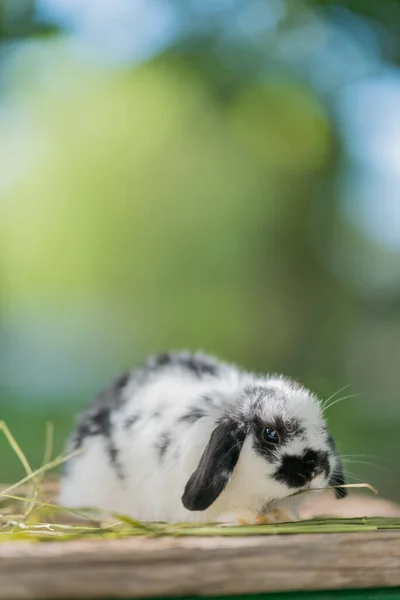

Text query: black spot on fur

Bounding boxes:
[156,433,171,461]
[326,433,336,452]
[146,351,219,379]
[108,440,124,480]
[180,407,206,423]
[114,372,130,391]
[273,449,330,489]
[264,415,306,440]
[151,352,171,367]
[124,414,140,430]
[243,384,272,405]
[73,404,124,480]
[285,417,306,438]
[179,355,217,378]
[70,373,129,479]
[202,394,215,406]
[119,352,220,398]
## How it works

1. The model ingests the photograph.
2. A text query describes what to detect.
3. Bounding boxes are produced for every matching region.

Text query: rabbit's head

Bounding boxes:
[182,378,346,511]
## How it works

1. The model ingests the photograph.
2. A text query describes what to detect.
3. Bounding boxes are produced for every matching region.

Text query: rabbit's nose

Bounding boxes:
[300,451,326,480]
[299,457,316,477]
[309,465,324,480]
[273,449,330,489]
[297,464,322,483]
[304,461,324,475]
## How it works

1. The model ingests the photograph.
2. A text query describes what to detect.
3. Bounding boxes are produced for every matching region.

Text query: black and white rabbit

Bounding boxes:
[60,351,347,524]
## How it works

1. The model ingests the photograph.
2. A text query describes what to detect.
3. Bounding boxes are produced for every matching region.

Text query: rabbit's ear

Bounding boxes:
[182,419,246,511]
[327,436,347,499]
[329,459,347,499]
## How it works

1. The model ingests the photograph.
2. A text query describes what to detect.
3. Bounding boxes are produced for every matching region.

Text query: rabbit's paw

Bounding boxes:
[262,507,295,523]
[216,508,294,526]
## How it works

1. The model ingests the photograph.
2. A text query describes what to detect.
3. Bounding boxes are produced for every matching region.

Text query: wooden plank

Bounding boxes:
[0,531,400,600]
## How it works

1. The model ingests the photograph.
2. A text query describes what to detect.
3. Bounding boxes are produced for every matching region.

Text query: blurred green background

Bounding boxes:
[0,0,399,501]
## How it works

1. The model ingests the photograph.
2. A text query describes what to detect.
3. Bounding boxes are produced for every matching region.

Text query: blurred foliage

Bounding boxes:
[0,0,57,39]
[0,0,399,502]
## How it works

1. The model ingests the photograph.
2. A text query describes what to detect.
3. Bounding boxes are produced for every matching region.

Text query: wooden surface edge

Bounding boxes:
[1,531,400,599]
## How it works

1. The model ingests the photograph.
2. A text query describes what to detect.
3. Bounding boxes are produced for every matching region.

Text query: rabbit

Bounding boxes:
[59,351,347,524]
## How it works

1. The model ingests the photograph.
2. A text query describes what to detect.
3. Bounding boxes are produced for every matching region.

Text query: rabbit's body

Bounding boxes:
[60,352,346,523]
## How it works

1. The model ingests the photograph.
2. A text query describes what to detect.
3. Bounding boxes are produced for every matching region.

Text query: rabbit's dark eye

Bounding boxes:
[263,427,280,443]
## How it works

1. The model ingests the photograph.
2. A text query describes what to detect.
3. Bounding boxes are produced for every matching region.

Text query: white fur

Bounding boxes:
[59,353,337,523]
